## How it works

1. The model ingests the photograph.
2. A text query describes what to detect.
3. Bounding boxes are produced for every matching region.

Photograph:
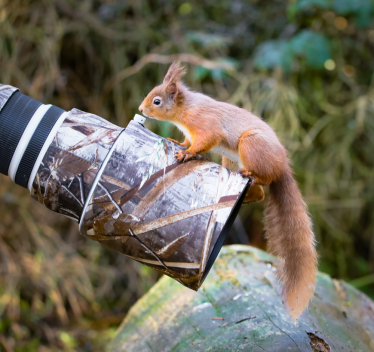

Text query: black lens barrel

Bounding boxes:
[0,90,65,188]
[15,105,65,188]
[0,91,42,176]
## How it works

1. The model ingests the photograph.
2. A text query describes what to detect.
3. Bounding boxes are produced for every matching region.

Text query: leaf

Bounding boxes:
[212,69,224,81]
[185,31,231,49]
[193,66,211,80]
[136,154,150,162]
[290,30,331,68]
[149,164,154,176]
[254,30,331,72]
[332,0,371,16]
[43,176,61,212]
[332,0,374,28]
[66,127,119,152]
[155,233,190,259]
[138,173,149,190]
[292,0,374,28]
[294,0,331,11]
[50,152,93,181]
[92,213,139,236]
[253,40,294,73]
[354,11,372,28]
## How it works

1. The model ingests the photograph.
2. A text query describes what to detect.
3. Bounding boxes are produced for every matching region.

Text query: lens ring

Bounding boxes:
[15,105,65,188]
[0,92,42,175]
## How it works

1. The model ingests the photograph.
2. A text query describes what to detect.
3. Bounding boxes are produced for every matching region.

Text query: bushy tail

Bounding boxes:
[264,166,317,320]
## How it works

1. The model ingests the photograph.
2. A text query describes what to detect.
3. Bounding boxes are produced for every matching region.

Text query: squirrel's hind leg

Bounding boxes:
[238,131,283,186]
[222,156,264,203]
[243,184,265,203]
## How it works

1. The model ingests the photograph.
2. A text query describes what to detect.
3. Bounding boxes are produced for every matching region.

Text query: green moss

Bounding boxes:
[110,245,374,352]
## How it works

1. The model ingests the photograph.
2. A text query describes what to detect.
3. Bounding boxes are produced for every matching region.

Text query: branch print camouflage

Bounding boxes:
[80,121,248,290]
[31,108,123,221]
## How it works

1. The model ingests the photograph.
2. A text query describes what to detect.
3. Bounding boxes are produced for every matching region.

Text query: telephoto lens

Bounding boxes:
[0,84,249,290]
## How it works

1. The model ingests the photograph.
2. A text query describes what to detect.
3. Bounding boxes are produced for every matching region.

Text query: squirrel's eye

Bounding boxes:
[153,98,161,106]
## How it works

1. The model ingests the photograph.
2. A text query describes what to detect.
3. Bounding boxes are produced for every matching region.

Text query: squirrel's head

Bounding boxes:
[139,62,186,121]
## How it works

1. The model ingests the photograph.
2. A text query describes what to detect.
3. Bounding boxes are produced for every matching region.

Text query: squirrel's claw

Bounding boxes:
[175,150,195,163]
[238,168,256,184]
[238,168,252,178]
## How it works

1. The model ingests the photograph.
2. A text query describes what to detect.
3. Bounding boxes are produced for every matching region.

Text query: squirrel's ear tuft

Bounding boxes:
[165,80,184,103]
[163,62,186,84]
[166,82,178,97]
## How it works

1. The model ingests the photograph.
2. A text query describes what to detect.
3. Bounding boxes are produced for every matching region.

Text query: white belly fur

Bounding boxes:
[173,122,192,143]
[211,145,243,168]
[172,122,243,167]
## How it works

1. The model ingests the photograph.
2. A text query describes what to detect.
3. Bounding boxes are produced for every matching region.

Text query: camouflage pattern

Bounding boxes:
[80,121,249,290]
[0,84,18,111]
[31,108,123,221]
[0,81,249,291]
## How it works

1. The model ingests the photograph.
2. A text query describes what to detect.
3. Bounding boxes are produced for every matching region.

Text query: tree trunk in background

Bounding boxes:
[109,245,374,352]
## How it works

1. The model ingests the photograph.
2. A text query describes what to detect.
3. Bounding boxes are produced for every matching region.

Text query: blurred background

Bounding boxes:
[1,0,374,350]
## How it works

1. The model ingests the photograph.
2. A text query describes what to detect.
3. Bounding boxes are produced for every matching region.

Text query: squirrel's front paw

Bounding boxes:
[167,138,183,147]
[175,150,195,162]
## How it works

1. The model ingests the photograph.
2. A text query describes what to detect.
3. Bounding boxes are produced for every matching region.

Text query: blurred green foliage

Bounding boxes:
[254,30,332,71]
[0,0,374,350]
[290,0,374,27]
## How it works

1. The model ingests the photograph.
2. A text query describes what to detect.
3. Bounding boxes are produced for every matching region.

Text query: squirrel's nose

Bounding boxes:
[138,105,143,113]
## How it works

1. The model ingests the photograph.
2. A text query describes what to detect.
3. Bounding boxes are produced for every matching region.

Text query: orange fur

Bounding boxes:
[222,156,265,203]
[139,62,318,320]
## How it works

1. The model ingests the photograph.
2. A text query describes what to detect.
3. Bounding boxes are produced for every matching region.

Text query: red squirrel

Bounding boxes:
[139,62,317,320]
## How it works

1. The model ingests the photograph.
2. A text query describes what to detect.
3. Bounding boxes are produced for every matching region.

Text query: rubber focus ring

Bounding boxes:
[0,91,42,175]
[15,105,65,188]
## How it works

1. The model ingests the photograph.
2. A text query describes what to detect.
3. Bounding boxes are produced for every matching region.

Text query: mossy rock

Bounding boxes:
[108,245,374,352]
